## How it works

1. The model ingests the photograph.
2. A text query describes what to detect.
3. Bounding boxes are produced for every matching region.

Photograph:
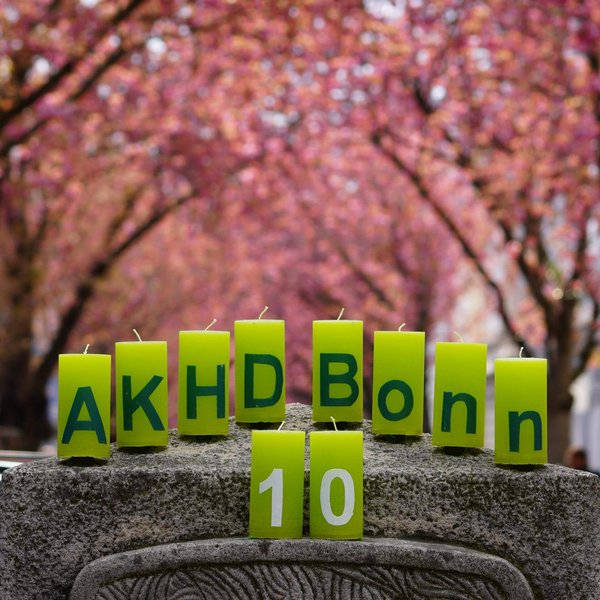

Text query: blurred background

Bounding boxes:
[0,0,598,466]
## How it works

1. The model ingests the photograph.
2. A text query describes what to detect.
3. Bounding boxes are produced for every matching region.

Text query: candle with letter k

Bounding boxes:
[116,330,168,447]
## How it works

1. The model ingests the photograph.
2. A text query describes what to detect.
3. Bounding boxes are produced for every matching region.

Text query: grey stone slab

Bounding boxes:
[0,403,599,599]
[69,538,534,599]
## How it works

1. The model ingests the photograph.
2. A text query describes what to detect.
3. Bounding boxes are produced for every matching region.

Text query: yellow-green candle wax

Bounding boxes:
[495,357,547,465]
[249,430,305,538]
[116,340,168,447]
[58,353,111,458]
[372,330,425,435]
[235,320,285,423]
[432,342,487,448]
[178,330,230,436]
[312,320,363,423]
[309,430,363,539]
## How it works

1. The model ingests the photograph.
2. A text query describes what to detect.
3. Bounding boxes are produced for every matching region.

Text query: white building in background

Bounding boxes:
[571,368,600,472]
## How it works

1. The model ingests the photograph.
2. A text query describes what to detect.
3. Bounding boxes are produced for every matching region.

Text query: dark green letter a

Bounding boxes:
[62,386,107,444]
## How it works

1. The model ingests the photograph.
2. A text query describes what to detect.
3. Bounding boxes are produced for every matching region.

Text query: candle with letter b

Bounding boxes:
[313,314,363,423]
[58,350,111,458]
[116,333,168,447]
[309,427,363,539]
[432,340,486,448]
[249,429,305,538]
[495,355,547,465]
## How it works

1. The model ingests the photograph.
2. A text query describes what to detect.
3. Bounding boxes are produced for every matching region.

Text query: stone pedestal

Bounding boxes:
[1,403,599,599]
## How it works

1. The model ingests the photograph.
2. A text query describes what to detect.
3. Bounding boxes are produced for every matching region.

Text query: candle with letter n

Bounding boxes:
[495,353,547,465]
[58,350,111,458]
[249,428,305,538]
[310,425,363,539]
[116,332,168,447]
[313,311,363,423]
[235,308,285,423]
[432,340,487,448]
[178,322,230,436]
[372,327,425,435]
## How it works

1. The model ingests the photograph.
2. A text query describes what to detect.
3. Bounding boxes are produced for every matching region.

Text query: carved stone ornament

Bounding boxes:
[69,537,534,600]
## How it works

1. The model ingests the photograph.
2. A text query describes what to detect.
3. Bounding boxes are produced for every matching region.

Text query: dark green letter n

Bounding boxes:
[62,386,106,444]
[441,391,477,434]
[509,410,543,452]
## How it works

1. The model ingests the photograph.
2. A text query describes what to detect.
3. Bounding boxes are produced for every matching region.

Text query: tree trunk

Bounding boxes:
[547,405,571,465]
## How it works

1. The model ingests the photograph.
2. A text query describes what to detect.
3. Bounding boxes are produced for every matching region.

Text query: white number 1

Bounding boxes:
[259,468,283,527]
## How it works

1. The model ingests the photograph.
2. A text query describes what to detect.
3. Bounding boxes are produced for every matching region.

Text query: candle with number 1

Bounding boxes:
[58,348,111,458]
[249,428,305,538]
[116,331,168,447]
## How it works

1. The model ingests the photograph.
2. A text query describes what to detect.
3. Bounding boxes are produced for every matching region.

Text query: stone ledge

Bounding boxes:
[69,538,534,599]
[1,403,599,599]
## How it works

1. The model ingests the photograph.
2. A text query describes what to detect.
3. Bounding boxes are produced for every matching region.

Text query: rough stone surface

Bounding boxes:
[0,403,599,599]
[69,538,534,599]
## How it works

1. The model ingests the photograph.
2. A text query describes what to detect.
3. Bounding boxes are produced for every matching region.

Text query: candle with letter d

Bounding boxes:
[235,314,285,423]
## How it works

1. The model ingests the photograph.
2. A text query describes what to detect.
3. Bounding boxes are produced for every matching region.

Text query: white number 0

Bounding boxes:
[320,468,354,526]
[258,468,283,527]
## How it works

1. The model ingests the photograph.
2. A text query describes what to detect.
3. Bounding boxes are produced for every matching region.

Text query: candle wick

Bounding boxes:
[399,322,406,331]
[453,331,464,342]
[337,307,345,320]
[258,306,269,320]
[277,421,285,431]
[330,416,338,431]
[133,328,143,342]
[519,346,524,359]
[83,344,90,355]
[205,318,217,331]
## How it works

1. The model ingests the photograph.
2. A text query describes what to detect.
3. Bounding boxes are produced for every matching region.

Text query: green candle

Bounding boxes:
[235,316,285,423]
[432,341,487,448]
[178,328,230,436]
[312,319,363,423]
[249,430,305,538]
[372,329,425,435]
[495,357,547,465]
[57,352,111,458]
[309,430,363,539]
[116,338,168,447]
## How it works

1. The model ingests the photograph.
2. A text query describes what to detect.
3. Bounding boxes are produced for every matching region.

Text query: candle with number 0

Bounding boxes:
[178,329,230,436]
[495,356,547,464]
[312,319,363,423]
[58,353,111,458]
[372,329,425,435]
[235,318,285,423]
[432,341,487,448]
[309,430,363,539]
[116,339,168,447]
[249,430,305,538]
